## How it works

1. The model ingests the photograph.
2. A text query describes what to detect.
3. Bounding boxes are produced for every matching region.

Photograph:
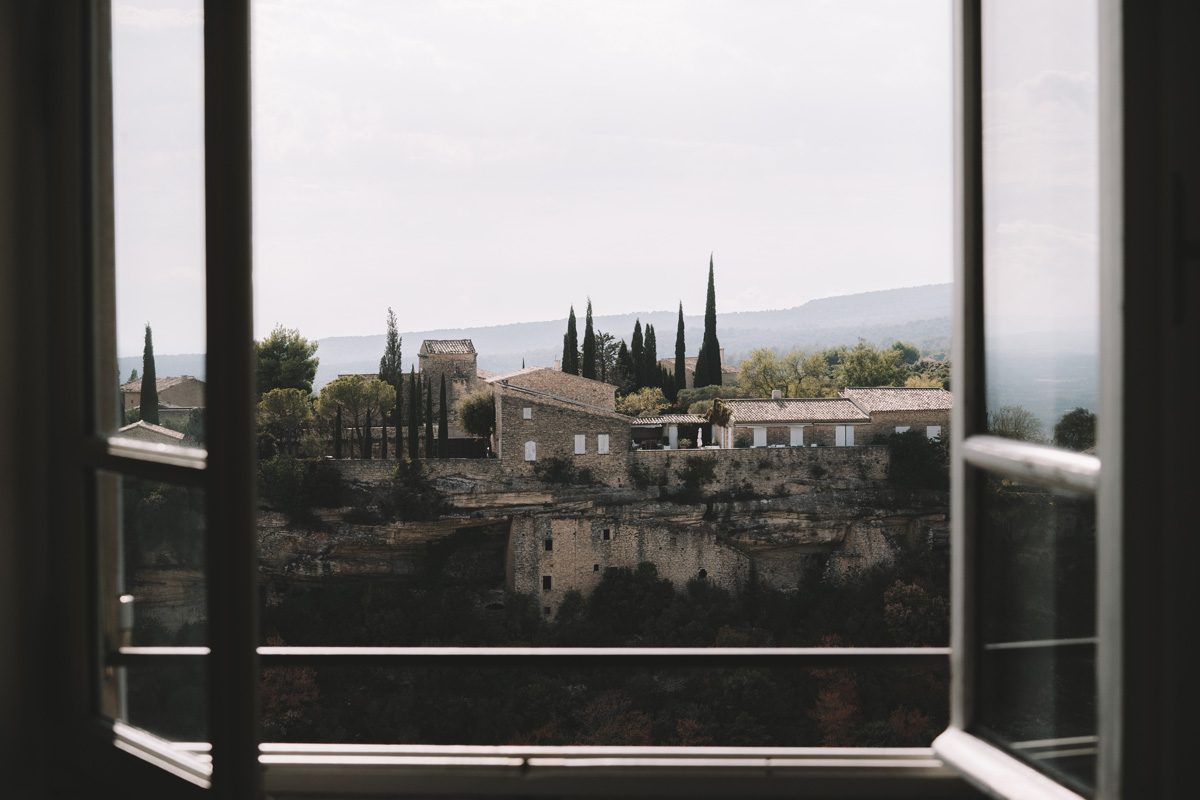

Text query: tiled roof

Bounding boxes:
[630,414,709,427]
[419,339,475,355]
[841,387,953,412]
[119,375,201,393]
[117,420,185,440]
[722,398,869,424]
[485,366,547,383]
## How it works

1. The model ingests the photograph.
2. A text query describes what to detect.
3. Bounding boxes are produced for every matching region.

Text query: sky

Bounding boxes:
[111,0,956,356]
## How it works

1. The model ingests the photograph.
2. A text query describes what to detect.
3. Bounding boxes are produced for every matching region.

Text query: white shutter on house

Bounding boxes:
[524,441,536,461]
[522,407,532,420]
[597,434,610,454]
[753,427,767,448]
[574,434,586,454]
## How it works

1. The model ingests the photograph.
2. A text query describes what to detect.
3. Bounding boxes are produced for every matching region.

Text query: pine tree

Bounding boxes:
[674,302,687,395]
[378,307,403,457]
[630,320,644,389]
[127,368,138,384]
[561,306,580,374]
[424,380,434,458]
[408,368,420,461]
[695,254,722,387]
[643,324,659,388]
[438,374,449,457]
[334,405,343,459]
[140,323,159,424]
[581,299,597,379]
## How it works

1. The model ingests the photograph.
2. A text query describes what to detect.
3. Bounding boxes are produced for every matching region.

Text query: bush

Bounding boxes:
[885,430,949,491]
[678,438,694,449]
[671,456,717,503]
[628,460,665,490]
[458,390,496,438]
[616,387,669,417]
[259,455,307,514]
[533,456,595,486]
[376,460,450,521]
[734,431,753,449]
[302,460,346,507]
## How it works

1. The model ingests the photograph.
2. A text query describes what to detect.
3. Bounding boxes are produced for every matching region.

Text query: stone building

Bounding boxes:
[115,419,187,446]
[120,375,204,413]
[658,349,740,388]
[417,339,480,437]
[486,366,617,410]
[630,413,710,449]
[493,382,632,486]
[715,397,871,448]
[840,386,952,442]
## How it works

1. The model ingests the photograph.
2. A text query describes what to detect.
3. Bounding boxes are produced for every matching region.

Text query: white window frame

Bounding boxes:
[597,433,610,454]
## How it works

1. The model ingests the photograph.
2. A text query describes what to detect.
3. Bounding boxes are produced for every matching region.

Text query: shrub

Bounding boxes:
[616,387,669,417]
[533,456,595,486]
[671,456,717,503]
[376,460,449,521]
[734,431,753,448]
[259,455,307,514]
[678,438,694,449]
[628,460,664,490]
[302,460,346,507]
[885,430,949,491]
[458,390,496,438]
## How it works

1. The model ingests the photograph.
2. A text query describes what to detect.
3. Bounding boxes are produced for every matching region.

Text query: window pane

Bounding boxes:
[982,0,1099,450]
[99,472,207,742]
[110,1,206,442]
[975,473,1096,792]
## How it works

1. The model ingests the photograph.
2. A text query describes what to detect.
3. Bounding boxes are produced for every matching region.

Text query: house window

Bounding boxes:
[543,606,551,616]
[544,538,553,552]
[522,407,532,420]
[542,575,552,592]
[896,425,911,434]
[835,425,856,446]
[593,564,599,572]
[524,441,536,461]
[597,433,610,454]
[574,434,586,454]
[601,528,611,541]
[752,427,767,447]
[926,425,941,440]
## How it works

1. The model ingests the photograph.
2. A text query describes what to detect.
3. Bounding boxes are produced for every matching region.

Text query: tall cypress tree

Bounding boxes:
[674,302,687,395]
[408,368,420,461]
[695,254,722,387]
[424,380,435,458]
[438,374,449,457]
[363,409,372,459]
[630,320,644,389]
[334,405,343,459]
[140,323,159,424]
[643,324,659,388]
[616,341,635,394]
[580,299,597,379]
[561,306,580,374]
[379,307,403,458]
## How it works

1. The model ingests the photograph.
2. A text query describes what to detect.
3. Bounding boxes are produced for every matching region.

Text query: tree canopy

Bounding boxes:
[457,390,496,438]
[694,255,722,388]
[561,306,580,375]
[616,387,670,418]
[1054,407,1096,451]
[580,299,597,380]
[316,375,394,455]
[988,405,1045,443]
[257,388,315,455]
[256,325,319,397]
[140,323,159,425]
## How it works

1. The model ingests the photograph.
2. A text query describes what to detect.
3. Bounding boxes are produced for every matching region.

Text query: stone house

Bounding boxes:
[115,419,187,446]
[493,382,632,486]
[658,349,740,389]
[120,375,204,413]
[417,339,480,437]
[714,397,871,448]
[485,366,617,410]
[840,387,952,443]
[630,413,710,449]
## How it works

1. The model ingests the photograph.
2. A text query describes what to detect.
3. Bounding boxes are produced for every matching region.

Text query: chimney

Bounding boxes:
[771,389,783,400]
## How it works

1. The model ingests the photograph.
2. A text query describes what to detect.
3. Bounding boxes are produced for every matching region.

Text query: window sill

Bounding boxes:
[933,728,1088,800]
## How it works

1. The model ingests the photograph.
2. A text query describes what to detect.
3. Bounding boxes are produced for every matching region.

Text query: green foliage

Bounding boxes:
[581,299,597,379]
[884,430,949,492]
[140,323,159,424]
[408,368,420,461]
[316,375,395,458]
[736,347,839,398]
[258,455,308,515]
[532,456,595,486]
[616,387,669,417]
[674,302,687,396]
[377,460,450,521]
[671,456,717,502]
[987,404,1045,443]
[1054,407,1096,451]
[613,340,636,394]
[127,368,138,383]
[890,341,921,365]
[257,388,315,455]
[676,384,741,407]
[561,305,580,375]
[457,390,496,438]
[630,320,644,387]
[835,339,907,388]
[695,255,723,388]
[734,430,753,449]
[594,330,621,384]
[256,324,319,397]
[424,380,435,458]
[438,374,449,457]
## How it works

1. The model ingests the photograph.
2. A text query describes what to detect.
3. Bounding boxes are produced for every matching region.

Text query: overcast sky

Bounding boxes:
[112,0,956,356]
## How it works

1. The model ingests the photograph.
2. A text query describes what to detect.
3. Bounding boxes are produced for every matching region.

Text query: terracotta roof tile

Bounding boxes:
[840,387,953,412]
[630,414,709,426]
[119,375,202,393]
[117,420,185,440]
[419,339,476,355]
[723,398,869,424]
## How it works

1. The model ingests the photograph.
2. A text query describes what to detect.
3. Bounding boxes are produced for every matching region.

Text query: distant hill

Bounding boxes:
[118,284,953,389]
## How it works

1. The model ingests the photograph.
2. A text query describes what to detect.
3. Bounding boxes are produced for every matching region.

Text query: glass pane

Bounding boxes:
[110,1,206,443]
[982,0,1099,450]
[100,472,206,742]
[976,473,1096,792]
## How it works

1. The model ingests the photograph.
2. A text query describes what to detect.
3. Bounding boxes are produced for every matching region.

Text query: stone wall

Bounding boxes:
[331,457,504,485]
[497,368,617,410]
[630,445,889,495]
[496,390,631,487]
[417,351,479,437]
[854,409,950,444]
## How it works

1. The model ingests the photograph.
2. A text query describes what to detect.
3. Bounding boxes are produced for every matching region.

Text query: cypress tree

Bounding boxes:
[334,405,343,459]
[140,323,159,424]
[424,380,434,458]
[674,302,687,395]
[363,409,373,459]
[380,410,388,459]
[695,254,722,387]
[379,307,403,458]
[661,366,677,402]
[630,320,644,389]
[581,299,597,379]
[407,368,420,461]
[616,341,635,394]
[561,306,580,374]
[127,368,138,383]
[438,374,449,457]
[643,324,659,388]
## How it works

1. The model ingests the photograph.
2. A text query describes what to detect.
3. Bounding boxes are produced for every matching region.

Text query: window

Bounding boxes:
[593,564,600,572]
[896,425,912,434]
[752,427,767,447]
[597,433,610,454]
[601,528,611,541]
[524,440,536,461]
[926,425,941,440]
[542,575,552,592]
[544,538,553,552]
[835,425,856,447]
[574,434,586,454]
[522,407,532,420]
